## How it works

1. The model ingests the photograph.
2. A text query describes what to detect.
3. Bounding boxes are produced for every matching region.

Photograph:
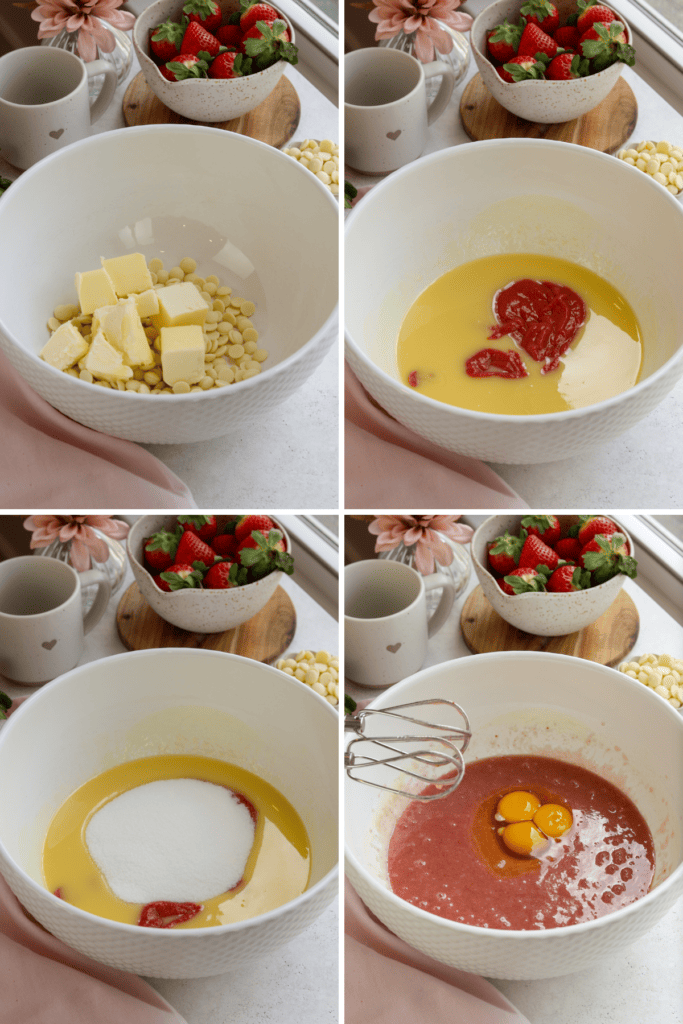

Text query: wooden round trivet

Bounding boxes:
[123,72,301,148]
[116,582,296,664]
[460,74,637,153]
[460,586,638,666]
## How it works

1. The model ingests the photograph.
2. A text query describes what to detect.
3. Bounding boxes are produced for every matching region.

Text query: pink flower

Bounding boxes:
[369,0,472,62]
[31,0,135,61]
[24,515,129,572]
[368,515,473,575]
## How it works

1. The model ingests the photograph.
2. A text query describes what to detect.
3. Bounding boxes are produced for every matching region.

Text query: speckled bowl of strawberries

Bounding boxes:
[132,0,296,122]
[128,513,292,632]
[471,513,636,636]
[471,0,633,123]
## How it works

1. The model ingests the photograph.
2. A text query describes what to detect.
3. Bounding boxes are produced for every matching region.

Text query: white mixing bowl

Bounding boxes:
[0,649,338,977]
[345,139,683,463]
[0,125,338,443]
[345,651,683,979]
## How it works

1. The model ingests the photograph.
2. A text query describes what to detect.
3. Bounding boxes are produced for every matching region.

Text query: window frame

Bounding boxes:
[605,0,683,112]
[277,514,339,618]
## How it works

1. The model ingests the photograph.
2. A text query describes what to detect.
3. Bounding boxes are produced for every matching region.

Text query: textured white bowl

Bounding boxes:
[0,124,337,444]
[472,0,629,123]
[345,138,683,463]
[0,649,338,977]
[345,651,683,980]
[128,514,291,632]
[133,0,295,122]
[471,514,633,636]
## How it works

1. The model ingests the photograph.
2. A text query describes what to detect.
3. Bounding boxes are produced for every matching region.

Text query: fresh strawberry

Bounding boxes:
[203,561,239,589]
[517,22,560,58]
[546,565,591,592]
[216,23,243,46]
[519,534,560,572]
[155,563,204,591]
[238,529,294,580]
[575,515,619,547]
[183,0,222,33]
[181,20,223,57]
[242,19,297,69]
[576,0,616,35]
[209,51,252,77]
[486,18,524,63]
[499,567,549,595]
[546,52,588,78]
[177,515,217,542]
[520,515,561,546]
[238,528,286,554]
[580,21,634,71]
[149,17,188,63]
[160,53,209,80]
[498,54,548,81]
[554,537,582,562]
[579,534,637,584]
[553,24,581,50]
[239,0,280,32]
[520,0,559,35]
[487,530,526,575]
[143,526,182,572]
[212,533,238,557]
[234,514,277,545]
[175,529,218,569]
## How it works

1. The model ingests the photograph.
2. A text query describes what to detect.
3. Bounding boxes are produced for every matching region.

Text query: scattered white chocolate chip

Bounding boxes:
[283,139,340,200]
[617,141,683,195]
[618,652,683,708]
[275,649,339,706]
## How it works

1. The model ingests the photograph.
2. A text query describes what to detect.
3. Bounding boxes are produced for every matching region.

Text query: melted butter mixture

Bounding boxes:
[43,755,311,928]
[396,253,643,415]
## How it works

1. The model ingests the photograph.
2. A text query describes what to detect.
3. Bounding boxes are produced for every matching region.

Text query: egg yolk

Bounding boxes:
[495,791,541,822]
[500,821,548,856]
[533,803,573,838]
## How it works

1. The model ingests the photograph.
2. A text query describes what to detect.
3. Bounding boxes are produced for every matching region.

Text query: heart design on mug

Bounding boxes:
[42,639,58,650]
[49,129,65,139]
[386,642,402,653]
[386,130,402,141]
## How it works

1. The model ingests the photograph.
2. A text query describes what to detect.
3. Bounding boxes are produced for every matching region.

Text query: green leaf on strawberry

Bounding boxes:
[581,22,635,71]
[244,19,298,69]
[238,529,294,578]
[581,534,638,585]
[0,689,12,720]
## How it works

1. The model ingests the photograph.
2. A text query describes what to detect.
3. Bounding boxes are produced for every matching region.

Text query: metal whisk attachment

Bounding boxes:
[345,699,471,800]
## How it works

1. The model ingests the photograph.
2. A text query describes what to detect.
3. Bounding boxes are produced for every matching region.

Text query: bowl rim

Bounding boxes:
[470,0,631,90]
[344,136,683,425]
[0,123,338,403]
[344,649,683,940]
[0,647,339,937]
[127,512,290,595]
[471,513,634,601]
[132,0,296,86]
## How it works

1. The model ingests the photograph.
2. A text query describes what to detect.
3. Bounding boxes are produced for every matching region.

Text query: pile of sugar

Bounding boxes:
[85,778,256,904]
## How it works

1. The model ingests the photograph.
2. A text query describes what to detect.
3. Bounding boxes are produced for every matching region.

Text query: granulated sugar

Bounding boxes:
[85,778,256,904]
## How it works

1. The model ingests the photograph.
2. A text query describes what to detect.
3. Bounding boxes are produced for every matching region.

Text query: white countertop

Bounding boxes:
[1,559,340,1024]
[0,38,340,509]
[345,50,683,507]
[345,556,683,1024]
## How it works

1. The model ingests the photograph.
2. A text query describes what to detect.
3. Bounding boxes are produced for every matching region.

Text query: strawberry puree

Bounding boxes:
[387,755,654,930]
[488,279,587,373]
[465,348,528,380]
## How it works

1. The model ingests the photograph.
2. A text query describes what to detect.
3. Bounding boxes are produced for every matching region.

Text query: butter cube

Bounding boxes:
[83,330,134,383]
[151,282,209,329]
[131,288,159,319]
[40,320,89,370]
[160,325,205,385]
[75,268,117,316]
[93,299,154,368]
[101,253,153,297]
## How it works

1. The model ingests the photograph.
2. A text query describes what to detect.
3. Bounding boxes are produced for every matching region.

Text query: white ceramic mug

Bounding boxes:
[0,556,111,684]
[0,46,117,170]
[345,559,456,687]
[345,47,456,175]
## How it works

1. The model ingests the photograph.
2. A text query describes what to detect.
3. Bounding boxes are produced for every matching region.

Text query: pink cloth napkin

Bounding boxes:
[0,351,196,508]
[345,363,528,509]
[345,880,529,1024]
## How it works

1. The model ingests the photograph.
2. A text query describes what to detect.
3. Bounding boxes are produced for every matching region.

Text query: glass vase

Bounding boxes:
[379,536,471,613]
[34,530,127,613]
[41,19,133,99]
[379,23,470,101]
